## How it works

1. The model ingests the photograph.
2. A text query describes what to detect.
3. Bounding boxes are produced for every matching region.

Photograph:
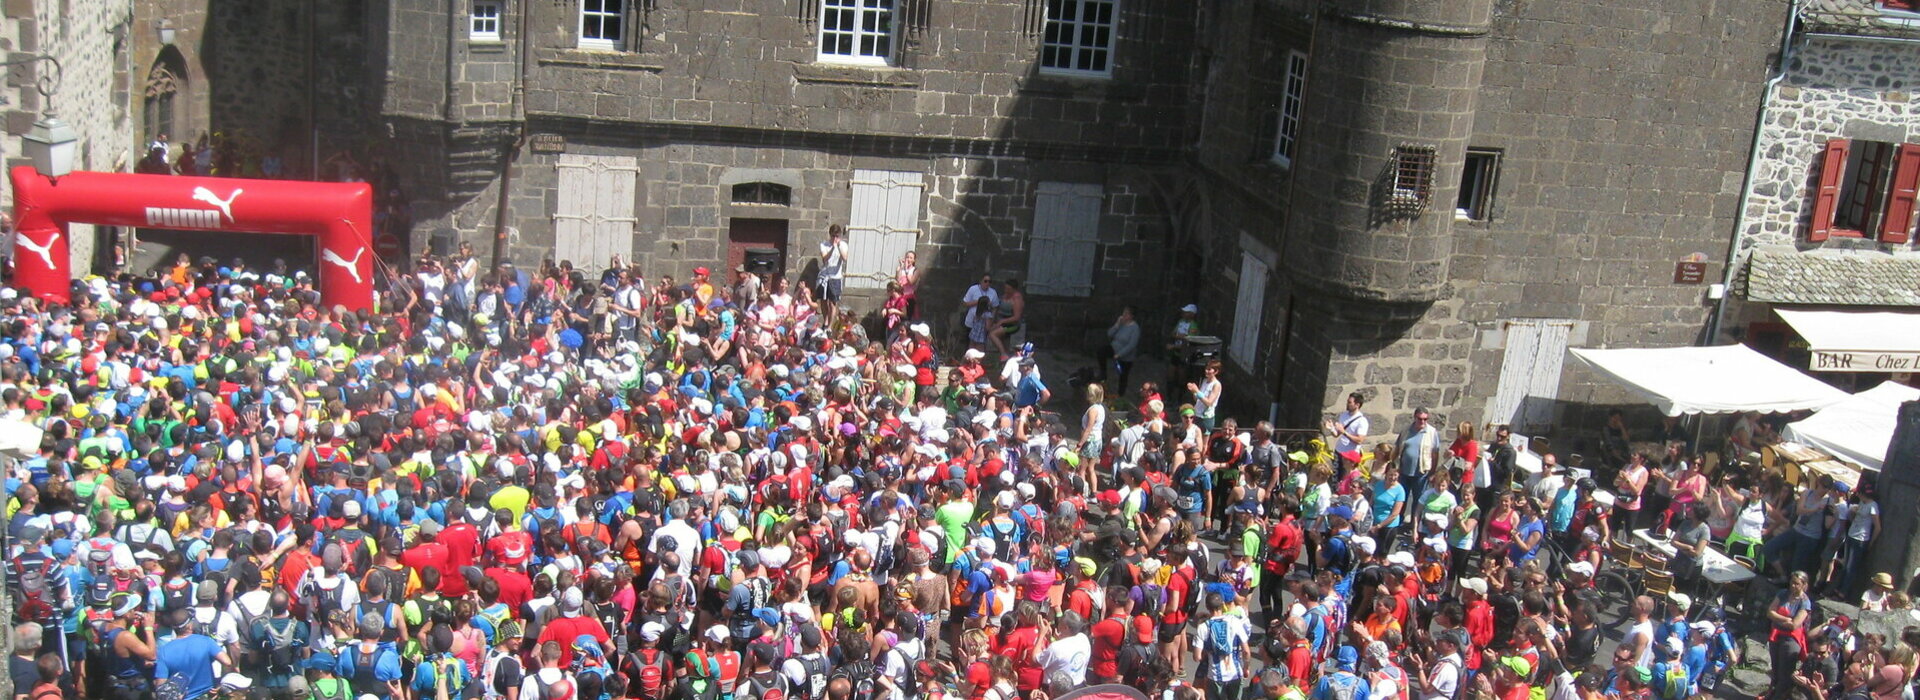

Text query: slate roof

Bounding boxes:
[1745,249,1920,307]
[1800,0,1920,39]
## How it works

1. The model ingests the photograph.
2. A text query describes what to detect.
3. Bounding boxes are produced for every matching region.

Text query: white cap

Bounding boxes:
[1459,578,1489,596]
[1669,592,1691,609]
[964,348,985,360]
[1181,304,1199,313]
[1591,490,1616,507]
[342,500,362,519]
[1386,551,1417,568]
[995,490,1018,508]
[1566,561,1595,577]
[640,621,666,643]
[705,624,731,643]
[1351,535,1377,555]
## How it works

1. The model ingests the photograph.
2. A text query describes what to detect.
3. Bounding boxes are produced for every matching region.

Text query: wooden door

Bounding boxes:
[728,218,789,277]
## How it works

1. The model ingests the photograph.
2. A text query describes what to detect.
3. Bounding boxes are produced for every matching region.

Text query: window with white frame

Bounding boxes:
[578,0,624,51]
[1271,50,1308,166]
[819,0,894,65]
[471,0,501,41]
[1041,0,1117,76]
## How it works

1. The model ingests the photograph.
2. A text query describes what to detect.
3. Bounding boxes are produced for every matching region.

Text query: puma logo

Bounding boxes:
[16,232,58,270]
[322,247,366,284]
[190,187,243,223]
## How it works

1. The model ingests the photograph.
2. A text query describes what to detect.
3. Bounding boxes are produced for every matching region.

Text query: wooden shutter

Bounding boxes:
[554,158,597,269]
[1228,253,1269,371]
[846,169,924,289]
[1026,182,1104,297]
[1879,143,1920,244]
[553,154,638,274]
[1810,138,1850,243]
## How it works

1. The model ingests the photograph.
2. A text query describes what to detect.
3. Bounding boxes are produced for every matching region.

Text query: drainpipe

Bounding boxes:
[1707,0,1801,346]
[490,0,532,267]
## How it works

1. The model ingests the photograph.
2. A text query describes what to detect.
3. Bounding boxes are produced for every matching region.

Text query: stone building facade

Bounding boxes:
[1,0,136,270]
[359,0,1791,438]
[1719,0,1920,392]
[1188,0,1787,435]
[374,0,1192,347]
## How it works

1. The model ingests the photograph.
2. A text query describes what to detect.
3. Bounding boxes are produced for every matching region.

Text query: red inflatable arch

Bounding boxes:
[9,167,376,310]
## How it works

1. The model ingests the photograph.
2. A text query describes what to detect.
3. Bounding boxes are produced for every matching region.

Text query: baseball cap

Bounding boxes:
[1459,578,1489,596]
[1350,535,1376,555]
[1326,505,1354,521]
[1690,620,1714,635]
[640,621,666,643]
[560,587,584,617]
[705,625,730,643]
[1500,656,1532,677]
[1181,304,1199,313]
[1133,615,1155,643]
[1336,645,1359,670]
[753,607,781,628]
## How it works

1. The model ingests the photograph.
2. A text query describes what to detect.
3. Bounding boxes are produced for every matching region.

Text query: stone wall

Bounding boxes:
[2,0,135,270]
[473,134,1173,345]
[1440,0,1785,434]
[1735,38,1920,259]
[1198,0,1785,439]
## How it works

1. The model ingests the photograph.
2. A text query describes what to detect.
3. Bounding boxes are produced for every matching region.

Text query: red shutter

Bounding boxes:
[1879,143,1920,244]
[1810,138,1851,243]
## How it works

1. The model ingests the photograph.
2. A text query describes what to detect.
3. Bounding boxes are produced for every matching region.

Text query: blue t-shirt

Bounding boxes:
[1016,374,1047,408]
[1371,482,1407,528]
[1176,467,1213,514]
[155,633,222,699]
[1508,518,1546,564]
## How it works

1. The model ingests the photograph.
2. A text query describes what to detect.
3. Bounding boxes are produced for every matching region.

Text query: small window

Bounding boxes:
[1040,0,1117,77]
[1271,50,1308,167]
[471,1,501,41]
[1880,0,1918,12]
[1456,148,1502,221]
[1392,145,1438,203]
[579,0,624,51]
[1810,138,1919,244]
[731,182,792,206]
[819,0,894,66]
[1837,140,1899,233]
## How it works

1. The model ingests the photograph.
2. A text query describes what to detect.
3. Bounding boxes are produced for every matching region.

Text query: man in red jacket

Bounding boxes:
[400,520,463,597]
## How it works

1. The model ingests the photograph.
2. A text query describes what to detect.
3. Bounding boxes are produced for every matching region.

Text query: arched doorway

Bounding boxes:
[144,47,190,146]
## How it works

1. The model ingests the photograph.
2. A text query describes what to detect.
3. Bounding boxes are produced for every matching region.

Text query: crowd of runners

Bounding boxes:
[0,246,1908,700]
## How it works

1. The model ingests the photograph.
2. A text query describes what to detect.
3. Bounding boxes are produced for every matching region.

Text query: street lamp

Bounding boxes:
[19,114,75,178]
[0,54,72,177]
[155,19,176,46]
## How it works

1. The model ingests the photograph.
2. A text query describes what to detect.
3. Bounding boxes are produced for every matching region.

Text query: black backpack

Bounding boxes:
[831,659,878,700]
[1136,583,1165,616]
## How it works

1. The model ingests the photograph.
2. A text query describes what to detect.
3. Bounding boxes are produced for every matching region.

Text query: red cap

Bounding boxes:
[694,267,709,276]
[1133,615,1155,643]
[1098,490,1122,507]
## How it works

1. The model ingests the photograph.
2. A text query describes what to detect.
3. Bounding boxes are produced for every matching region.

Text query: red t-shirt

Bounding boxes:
[279,550,319,609]
[487,531,535,564]
[1089,615,1128,680]
[1267,517,1302,573]
[486,567,534,611]
[438,522,481,573]
[400,542,461,596]
[995,626,1044,691]
[910,343,936,386]
[1286,640,1313,685]
[536,615,611,667]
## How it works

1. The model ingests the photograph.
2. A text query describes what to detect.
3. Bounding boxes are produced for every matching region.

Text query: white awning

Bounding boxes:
[1783,381,1920,471]
[1569,345,1848,417]
[1776,309,1920,373]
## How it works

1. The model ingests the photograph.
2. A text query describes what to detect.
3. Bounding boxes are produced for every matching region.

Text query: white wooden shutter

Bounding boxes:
[1487,319,1574,430]
[553,154,639,274]
[846,169,924,289]
[1229,252,1269,370]
[1026,182,1104,296]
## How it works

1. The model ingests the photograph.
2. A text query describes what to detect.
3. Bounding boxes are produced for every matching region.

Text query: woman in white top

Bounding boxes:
[1080,384,1107,489]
